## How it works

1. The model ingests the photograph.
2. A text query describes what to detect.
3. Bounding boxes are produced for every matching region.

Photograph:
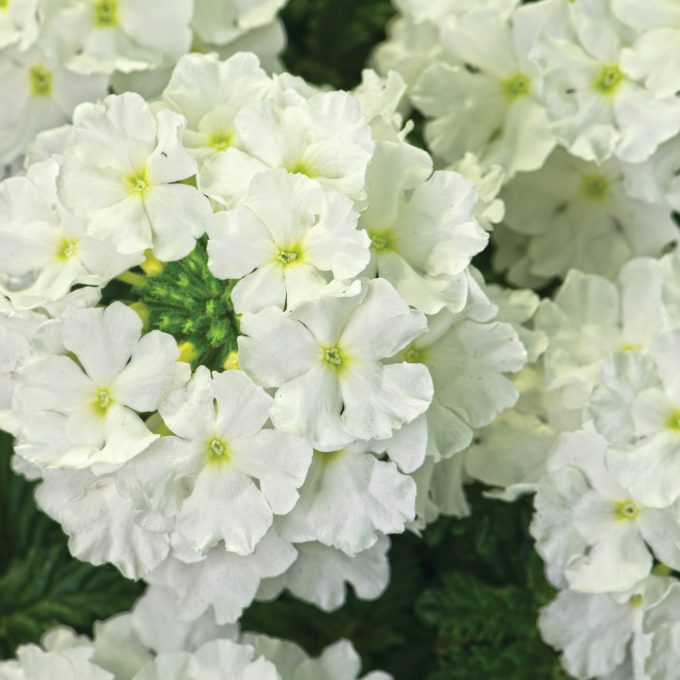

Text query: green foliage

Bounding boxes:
[281,0,396,89]
[134,241,240,371]
[243,487,567,679]
[0,431,144,658]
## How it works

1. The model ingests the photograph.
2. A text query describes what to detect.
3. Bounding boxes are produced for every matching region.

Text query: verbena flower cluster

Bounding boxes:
[3,0,680,677]
[376,1,680,677]
[0,0,289,173]
[0,39,530,677]
[0,588,387,679]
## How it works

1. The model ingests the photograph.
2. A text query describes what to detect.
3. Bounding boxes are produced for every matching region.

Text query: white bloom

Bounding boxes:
[207,170,369,314]
[89,615,153,680]
[643,581,680,679]
[200,90,375,206]
[131,586,237,656]
[535,0,680,163]
[395,307,526,460]
[497,148,677,284]
[0,43,108,165]
[614,0,680,98]
[592,335,680,508]
[360,142,488,315]
[120,366,312,556]
[288,640,392,680]
[58,92,212,261]
[132,639,280,680]
[161,52,273,163]
[14,301,189,470]
[410,2,555,177]
[191,0,287,48]
[540,576,671,680]
[0,0,38,50]
[278,444,415,554]
[0,158,143,309]
[238,279,433,450]
[535,260,673,429]
[146,528,297,624]
[0,642,112,680]
[258,537,390,612]
[531,430,680,593]
[35,467,170,579]
[48,0,192,75]
[352,70,412,143]
[0,299,44,435]
[448,153,505,230]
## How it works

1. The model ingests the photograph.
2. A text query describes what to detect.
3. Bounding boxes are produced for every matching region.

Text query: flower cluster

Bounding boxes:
[0,588,390,679]
[1,50,529,634]
[0,0,289,171]
[375,0,680,286]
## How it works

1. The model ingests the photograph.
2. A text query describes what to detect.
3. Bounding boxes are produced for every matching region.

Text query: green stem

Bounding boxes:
[116,271,148,289]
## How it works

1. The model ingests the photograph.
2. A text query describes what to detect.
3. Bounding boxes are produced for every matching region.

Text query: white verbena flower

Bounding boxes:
[238,279,433,450]
[207,169,369,314]
[58,92,212,261]
[120,366,312,556]
[14,301,189,470]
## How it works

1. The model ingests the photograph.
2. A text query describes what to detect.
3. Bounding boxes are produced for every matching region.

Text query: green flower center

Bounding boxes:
[56,237,79,261]
[94,0,118,27]
[206,436,230,465]
[276,245,303,266]
[629,594,644,608]
[314,449,344,465]
[667,409,680,432]
[0,1,9,10]
[126,240,240,371]
[127,169,149,194]
[581,173,609,202]
[502,72,531,101]
[92,388,113,416]
[402,344,428,364]
[614,499,640,521]
[369,228,396,254]
[209,132,234,152]
[29,65,52,97]
[287,160,315,178]
[593,64,624,96]
[322,345,346,371]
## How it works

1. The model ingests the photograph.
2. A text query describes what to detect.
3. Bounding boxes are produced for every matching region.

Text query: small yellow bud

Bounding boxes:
[129,301,150,328]
[224,350,240,371]
[178,341,198,364]
[653,563,673,576]
[141,250,164,277]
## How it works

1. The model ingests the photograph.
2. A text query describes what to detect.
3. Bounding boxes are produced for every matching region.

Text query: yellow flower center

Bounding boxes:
[322,345,347,372]
[208,131,234,152]
[0,0,9,10]
[614,499,640,521]
[629,594,644,608]
[127,168,150,194]
[94,0,118,27]
[206,436,230,465]
[368,228,396,254]
[29,65,52,97]
[667,409,680,433]
[92,388,113,417]
[501,72,532,101]
[56,237,79,261]
[593,64,624,96]
[402,344,428,364]
[619,342,642,352]
[314,449,344,465]
[581,173,609,202]
[286,160,315,178]
[276,244,303,266]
